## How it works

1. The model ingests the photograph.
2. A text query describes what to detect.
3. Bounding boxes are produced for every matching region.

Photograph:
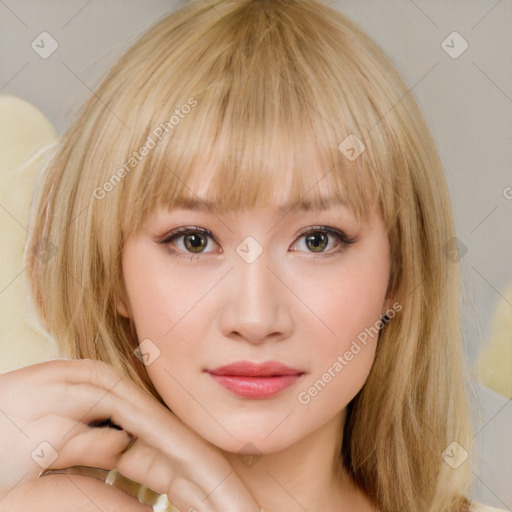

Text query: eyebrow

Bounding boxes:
[170,196,347,213]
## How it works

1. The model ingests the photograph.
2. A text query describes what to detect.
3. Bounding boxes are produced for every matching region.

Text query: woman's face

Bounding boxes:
[117,185,391,454]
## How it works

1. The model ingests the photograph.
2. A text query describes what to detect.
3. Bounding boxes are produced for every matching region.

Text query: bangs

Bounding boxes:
[116,0,395,238]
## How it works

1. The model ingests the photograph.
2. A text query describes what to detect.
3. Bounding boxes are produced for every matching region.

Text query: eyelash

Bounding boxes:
[158,225,356,262]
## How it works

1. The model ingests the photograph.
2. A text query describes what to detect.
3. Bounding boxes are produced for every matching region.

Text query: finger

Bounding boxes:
[28,363,259,511]
[42,359,162,410]
[25,372,207,469]
[114,437,222,512]
[5,359,140,421]
[19,378,173,463]
[12,360,224,493]
[48,426,135,471]
[115,437,174,496]
[115,438,259,512]
[21,414,135,472]
[21,359,178,443]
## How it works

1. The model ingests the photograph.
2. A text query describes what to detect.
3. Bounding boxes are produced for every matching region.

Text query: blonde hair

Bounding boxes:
[25,1,474,510]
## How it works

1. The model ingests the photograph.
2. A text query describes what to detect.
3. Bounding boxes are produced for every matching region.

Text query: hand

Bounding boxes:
[0,359,134,494]
[0,359,261,512]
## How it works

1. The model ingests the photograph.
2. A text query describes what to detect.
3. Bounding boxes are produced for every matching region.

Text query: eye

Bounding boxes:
[291,226,356,256]
[157,226,219,261]
[157,225,356,262]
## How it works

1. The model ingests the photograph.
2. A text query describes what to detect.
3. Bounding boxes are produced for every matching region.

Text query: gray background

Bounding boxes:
[1,0,511,509]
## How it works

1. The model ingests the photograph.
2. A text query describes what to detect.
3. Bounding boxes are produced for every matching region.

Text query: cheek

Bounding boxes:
[121,243,212,403]
[326,276,387,345]
[299,285,382,403]
[297,247,390,351]
[121,244,212,338]
[293,245,389,409]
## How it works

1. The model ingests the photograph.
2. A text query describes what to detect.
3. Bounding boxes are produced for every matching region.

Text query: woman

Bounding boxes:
[0,0,502,510]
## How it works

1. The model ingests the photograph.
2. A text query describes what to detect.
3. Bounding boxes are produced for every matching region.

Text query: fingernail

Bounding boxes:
[120,435,137,454]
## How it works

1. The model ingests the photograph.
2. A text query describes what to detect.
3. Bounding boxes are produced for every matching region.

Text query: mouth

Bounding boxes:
[205,361,305,399]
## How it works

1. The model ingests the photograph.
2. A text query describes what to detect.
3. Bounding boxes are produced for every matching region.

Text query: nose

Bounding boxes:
[217,246,294,344]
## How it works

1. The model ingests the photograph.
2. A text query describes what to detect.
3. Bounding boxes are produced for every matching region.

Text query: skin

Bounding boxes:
[117,186,391,511]
[1,473,151,511]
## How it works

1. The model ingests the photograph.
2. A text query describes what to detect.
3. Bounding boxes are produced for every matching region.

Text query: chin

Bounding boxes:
[188,420,301,455]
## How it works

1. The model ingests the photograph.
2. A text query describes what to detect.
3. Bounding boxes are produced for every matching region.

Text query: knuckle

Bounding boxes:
[167,477,204,512]
[79,358,117,384]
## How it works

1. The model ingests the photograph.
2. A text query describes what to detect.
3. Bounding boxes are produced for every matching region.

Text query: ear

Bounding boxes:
[115,292,131,319]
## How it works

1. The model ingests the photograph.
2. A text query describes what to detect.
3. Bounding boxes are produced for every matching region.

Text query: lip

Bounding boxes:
[206,361,305,399]
[207,361,304,377]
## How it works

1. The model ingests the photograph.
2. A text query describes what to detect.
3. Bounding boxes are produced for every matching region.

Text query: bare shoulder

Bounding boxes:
[1,473,153,512]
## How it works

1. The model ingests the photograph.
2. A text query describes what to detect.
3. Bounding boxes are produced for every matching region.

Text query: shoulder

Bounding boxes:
[469,502,510,512]
[0,473,152,512]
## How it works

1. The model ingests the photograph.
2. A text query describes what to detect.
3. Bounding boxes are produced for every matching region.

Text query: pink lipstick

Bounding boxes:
[206,361,305,399]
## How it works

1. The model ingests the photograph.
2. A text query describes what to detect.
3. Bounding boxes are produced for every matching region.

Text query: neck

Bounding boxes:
[222,409,375,512]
